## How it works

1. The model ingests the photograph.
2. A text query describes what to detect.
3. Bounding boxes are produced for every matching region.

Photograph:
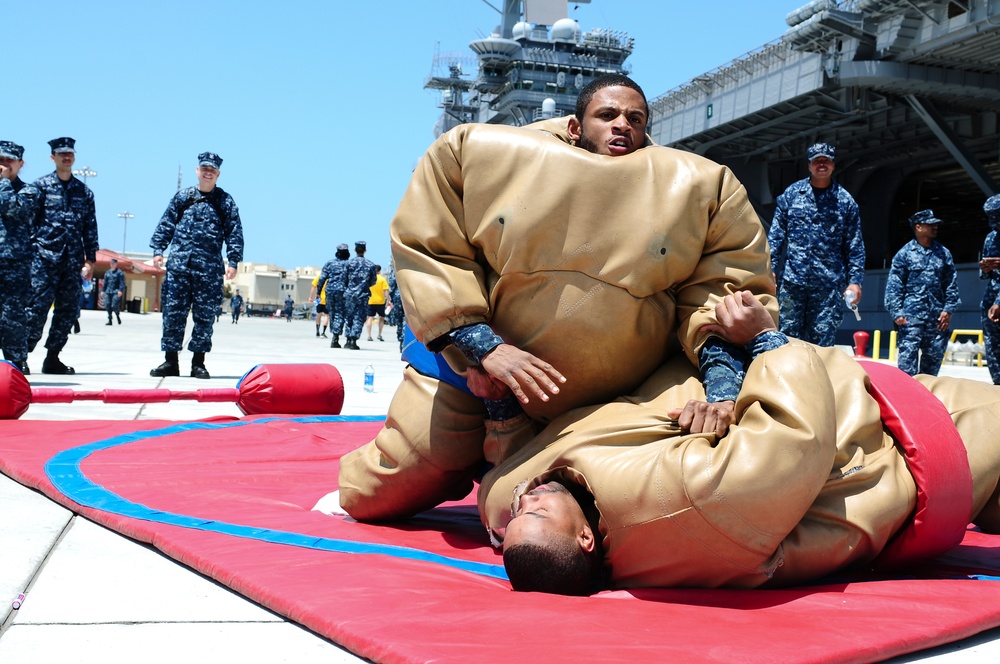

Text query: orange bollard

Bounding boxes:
[853,330,870,358]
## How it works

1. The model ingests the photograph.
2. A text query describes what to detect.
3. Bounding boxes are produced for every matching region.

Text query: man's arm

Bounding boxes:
[82,188,99,264]
[150,193,182,268]
[222,196,243,281]
[843,197,865,302]
[884,252,907,324]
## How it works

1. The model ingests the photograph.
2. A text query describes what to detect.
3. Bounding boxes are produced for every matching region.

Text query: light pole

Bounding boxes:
[72,166,97,184]
[117,211,134,255]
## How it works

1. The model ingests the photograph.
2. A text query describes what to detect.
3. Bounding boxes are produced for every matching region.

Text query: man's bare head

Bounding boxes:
[568,74,649,157]
[502,481,602,595]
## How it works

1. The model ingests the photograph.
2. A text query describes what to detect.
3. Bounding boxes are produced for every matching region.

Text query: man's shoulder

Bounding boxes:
[33,172,59,188]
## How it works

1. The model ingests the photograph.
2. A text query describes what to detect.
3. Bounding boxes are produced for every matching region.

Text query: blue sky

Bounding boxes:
[6,0,804,271]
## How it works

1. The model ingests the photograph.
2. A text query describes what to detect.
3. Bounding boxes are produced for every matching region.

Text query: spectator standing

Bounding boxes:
[27,137,99,375]
[309,275,328,337]
[0,140,38,374]
[365,264,390,341]
[102,258,125,325]
[768,143,865,346]
[149,151,243,379]
[283,294,294,322]
[230,289,244,324]
[884,209,961,376]
[385,262,405,353]
[978,194,1000,384]
[343,240,376,350]
[319,244,350,348]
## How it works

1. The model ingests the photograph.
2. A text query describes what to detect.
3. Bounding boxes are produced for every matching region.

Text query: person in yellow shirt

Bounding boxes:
[309,275,328,338]
[365,265,390,342]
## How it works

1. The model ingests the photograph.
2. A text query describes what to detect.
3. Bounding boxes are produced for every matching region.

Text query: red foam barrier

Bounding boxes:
[0,362,344,418]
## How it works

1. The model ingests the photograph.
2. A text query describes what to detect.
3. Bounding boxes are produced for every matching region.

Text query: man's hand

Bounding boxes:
[153,255,164,269]
[667,400,735,438]
[990,304,1000,323]
[225,266,236,280]
[937,311,951,331]
[981,257,1000,272]
[480,343,566,405]
[845,283,862,305]
[466,365,510,400]
[700,290,777,346]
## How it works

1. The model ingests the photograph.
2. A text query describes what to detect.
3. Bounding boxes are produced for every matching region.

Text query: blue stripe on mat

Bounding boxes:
[44,415,508,581]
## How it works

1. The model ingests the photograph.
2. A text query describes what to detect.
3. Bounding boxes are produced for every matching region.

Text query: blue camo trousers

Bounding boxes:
[777,281,844,347]
[26,254,82,353]
[344,291,368,338]
[983,311,1000,385]
[160,268,223,353]
[0,259,30,362]
[326,291,346,336]
[105,293,121,320]
[895,320,948,376]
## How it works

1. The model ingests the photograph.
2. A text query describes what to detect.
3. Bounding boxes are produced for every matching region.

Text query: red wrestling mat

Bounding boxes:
[3,416,1000,664]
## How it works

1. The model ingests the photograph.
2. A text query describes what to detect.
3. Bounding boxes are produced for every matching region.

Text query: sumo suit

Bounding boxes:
[480,340,1000,589]
[337,117,777,521]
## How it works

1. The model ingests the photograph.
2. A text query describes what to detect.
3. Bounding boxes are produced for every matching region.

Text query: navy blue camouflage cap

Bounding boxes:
[908,209,942,227]
[0,141,24,160]
[807,142,835,161]
[48,137,76,153]
[337,243,349,251]
[355,240,367,249]
[198,152,223,169]
[984,194,1000,227]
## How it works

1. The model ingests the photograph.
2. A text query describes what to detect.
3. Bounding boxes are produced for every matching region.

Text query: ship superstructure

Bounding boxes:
[425,0,633,136]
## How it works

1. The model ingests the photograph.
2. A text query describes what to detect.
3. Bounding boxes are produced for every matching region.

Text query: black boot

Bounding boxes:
[321,325,328,338]
[150,351,180,377]
[42,349,75,375]
[18,360,30,375]
[347,337,360,350]
[116,313,122,325]
[191,352,210,379]
[330,334,341,349]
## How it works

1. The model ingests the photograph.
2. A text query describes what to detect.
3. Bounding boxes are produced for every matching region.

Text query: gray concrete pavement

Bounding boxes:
[0,309,998,662]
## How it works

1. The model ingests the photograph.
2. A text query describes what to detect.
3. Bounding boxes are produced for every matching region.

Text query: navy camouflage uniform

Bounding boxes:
[768,148,865,346]
[385,263,405,350]
[230,293,244,323]
[150,182,243,354]
[102,264,125,323]
[283,295,294,322]
[884,210,960,376]
[344,243,376,343]
[320,244,350,345]
[979,194,1000,384]
[0,141,39,367]
[27,149,99,358]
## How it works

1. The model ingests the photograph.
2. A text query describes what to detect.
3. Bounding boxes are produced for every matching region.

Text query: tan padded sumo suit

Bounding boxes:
[480,343,1000,589]
[338,117,777,521]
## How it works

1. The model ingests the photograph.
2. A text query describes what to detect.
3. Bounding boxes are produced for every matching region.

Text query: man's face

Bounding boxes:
[915,223,939,241]
[568,86,648,157]
[0,156,23,179]
[51,151,75,170]
[196,165,220,189]
[808,156,835,180]
[502,482,589,551]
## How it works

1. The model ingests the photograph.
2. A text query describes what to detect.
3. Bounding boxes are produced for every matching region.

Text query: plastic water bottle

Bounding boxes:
[844,291,861,321]
[364,364,375,392]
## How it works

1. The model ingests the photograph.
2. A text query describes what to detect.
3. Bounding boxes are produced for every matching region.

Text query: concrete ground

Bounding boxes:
[0,308,998,663]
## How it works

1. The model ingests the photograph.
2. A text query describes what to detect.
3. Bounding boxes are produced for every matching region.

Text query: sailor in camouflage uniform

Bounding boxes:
[884,209,960,376]
[102,258,125,325]
[319,243,350,348]
[768,143,865,346]
[385,261,405,352]
[27,137,99,375]
[342,240,376,350]
[978,194,1000,384]
[0,140,39,374]
[149,152,243,379]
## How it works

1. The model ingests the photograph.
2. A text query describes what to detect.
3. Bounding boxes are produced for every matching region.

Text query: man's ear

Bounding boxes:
[567,116,582,143]
[577,524,596,553]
